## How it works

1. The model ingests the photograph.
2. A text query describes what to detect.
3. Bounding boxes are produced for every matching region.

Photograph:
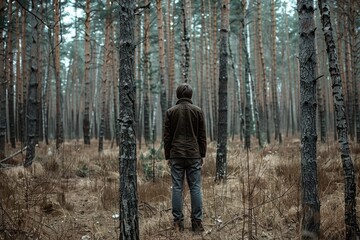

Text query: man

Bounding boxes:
[163,83,207,232]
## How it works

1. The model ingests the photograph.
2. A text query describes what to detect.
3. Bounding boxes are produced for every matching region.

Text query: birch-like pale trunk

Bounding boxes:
[118,0,139,238]
[318,1,360,238]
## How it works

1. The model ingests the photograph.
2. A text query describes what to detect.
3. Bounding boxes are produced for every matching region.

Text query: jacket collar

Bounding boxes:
[176,98,193,105]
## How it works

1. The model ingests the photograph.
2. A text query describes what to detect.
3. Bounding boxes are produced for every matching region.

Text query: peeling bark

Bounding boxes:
[318,1,360,239]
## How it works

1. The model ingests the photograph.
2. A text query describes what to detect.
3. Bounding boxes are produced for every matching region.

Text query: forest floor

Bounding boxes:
[1,137,360,239]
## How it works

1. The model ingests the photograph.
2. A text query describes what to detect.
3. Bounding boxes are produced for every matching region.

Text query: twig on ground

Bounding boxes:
[0,146,27,164]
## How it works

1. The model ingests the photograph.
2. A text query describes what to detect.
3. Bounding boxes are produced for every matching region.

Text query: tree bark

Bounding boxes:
[0,0,6,160]
[318,1,360,238]
[99,0,112,153]
[243,1,252,150]
[37,1,44,143]
[54,0,63,149]
[118,0,139,239]
[271,0,281,144]
[181,0,191,83]
[83,0,91,145]
[21,5,28,145]
[143,0,151,145]
[24,0,39,167]
[156,0,167,135]
[6,0,15,148]
[166,0,175,109]
[215,0,230,182]
[211,0,218,141]
[257,0,268,146]
[297,1,320,238]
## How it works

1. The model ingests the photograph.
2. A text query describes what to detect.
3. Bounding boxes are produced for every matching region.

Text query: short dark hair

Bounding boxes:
[176,83,193,99]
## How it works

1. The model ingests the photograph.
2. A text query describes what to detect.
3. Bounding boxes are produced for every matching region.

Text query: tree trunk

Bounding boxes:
[24,0,39,167]
[243,1,252,150]
[15,2,22,143]
[54,0,63,149]
[318,1,360,238]
[344,20,354,141]
[257,0,268,146]
[109,18,118,145]
[348,1,360,143]
[99,0,112,153]
[215,0,230,182]
[271,0,281,144]
[211,0,218,141]
[181,0,191,83]
[297,1,320,238]
[156,0,167,135]
[6,0,15,148]
[143,0,151,145]
[315,14,327,143]
[0,0,6,160]
[238,0,246,141]
[118,0,139,239]
[21,5,28,145]
[83,0,91,145]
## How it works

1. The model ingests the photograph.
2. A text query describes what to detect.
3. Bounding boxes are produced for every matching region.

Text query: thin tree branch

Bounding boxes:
[0,146,27,164]
[15,0,52,28]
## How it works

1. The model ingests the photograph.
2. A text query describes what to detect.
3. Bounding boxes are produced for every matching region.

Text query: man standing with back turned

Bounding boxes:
[163,83,207,232]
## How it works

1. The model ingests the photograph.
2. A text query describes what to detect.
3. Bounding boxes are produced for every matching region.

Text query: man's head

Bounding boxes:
[176,83,193,99]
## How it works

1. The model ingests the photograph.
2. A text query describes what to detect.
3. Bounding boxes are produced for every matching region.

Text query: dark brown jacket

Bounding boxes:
[163,98,207,160]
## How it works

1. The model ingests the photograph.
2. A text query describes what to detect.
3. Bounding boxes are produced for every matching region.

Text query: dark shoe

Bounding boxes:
[191,221,204,232]
[173,221,184,232]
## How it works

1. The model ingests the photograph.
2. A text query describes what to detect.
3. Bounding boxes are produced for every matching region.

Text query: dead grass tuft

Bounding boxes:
[1,138,359,239]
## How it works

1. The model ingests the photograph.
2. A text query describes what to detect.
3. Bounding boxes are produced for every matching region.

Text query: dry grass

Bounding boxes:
[0,137,359,239]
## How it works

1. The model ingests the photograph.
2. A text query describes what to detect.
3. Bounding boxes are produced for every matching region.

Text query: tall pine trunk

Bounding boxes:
[83,0,91,145]
[318,1,360,238]
[297,1,320,238]
[37,1,44,143]
[271,0,281,144]
[6,0,15,148]
[99,0,112,153]
[24,0,39,167]
[21,5,28,145]
[0,0,6,160]
[181,0,191,83]
[118,0,139,239]
[257,0,268,146]
[215,0,229,182]
[143,0,151,145]
[54,0,63,149]
[165,0,174,108]
[156,0,167,134]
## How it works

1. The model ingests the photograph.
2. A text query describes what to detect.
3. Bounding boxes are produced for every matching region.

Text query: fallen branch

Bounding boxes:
[0,146,27,164]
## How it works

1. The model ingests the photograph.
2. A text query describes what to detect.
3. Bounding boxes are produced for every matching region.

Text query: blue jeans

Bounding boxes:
[170,158,203,223]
